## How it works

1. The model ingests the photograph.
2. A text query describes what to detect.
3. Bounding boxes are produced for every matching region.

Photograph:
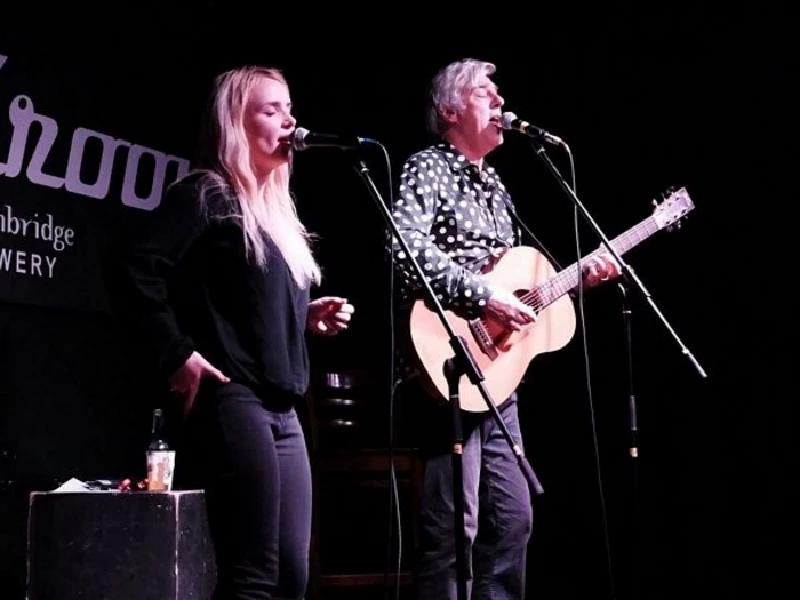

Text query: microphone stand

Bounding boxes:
[348,153,544,600]
[618,283,638,462]
[527,137,706,600]
[618,281,640,600]
[527,139,707,378]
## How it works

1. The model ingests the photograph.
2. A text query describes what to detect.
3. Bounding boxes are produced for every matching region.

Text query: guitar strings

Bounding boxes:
[515,219,656,311]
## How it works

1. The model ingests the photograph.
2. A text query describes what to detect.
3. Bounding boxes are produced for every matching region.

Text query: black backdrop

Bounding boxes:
[0,9,793,600]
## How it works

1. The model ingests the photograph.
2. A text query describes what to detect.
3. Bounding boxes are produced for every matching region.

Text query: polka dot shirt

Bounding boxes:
[391,142,520,321]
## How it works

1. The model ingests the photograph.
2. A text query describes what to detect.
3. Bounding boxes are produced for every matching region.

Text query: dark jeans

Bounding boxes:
[400,382,533,600]
[176,382,312,600]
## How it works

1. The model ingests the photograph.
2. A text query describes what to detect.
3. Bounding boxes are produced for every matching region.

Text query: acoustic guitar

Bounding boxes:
[405,186,695,412]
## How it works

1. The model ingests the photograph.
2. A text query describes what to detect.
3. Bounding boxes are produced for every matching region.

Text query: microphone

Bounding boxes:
[291,127,377,151]
[501,112,565,146]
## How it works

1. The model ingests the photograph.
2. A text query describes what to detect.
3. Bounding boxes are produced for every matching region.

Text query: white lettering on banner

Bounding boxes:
[0,55,191,211]
[0,248,57,278]
[0,204,73,278]
[0,53,193,302]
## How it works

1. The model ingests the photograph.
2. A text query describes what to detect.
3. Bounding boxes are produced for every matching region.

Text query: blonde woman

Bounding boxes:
[109,65,354,599]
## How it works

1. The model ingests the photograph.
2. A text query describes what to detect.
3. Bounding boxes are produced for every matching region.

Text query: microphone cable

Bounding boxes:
[373,142,404,600]
[564,144,617,600]
[506,143,617,600]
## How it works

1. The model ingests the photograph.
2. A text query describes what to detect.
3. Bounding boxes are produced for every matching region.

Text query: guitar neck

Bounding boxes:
[529,216,661,309]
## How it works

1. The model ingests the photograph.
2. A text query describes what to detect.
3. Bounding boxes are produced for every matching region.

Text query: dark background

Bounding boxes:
[1,7,794,599]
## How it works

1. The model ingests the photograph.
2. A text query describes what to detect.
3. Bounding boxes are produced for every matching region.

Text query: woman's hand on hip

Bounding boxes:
[169,351,230,417]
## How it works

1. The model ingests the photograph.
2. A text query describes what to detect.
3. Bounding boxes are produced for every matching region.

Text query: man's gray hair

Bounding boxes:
[426,58,496,137]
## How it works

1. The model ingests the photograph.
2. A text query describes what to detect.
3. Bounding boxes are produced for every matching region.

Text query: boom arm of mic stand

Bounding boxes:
[528,140,707,379]
[349,154,544,497]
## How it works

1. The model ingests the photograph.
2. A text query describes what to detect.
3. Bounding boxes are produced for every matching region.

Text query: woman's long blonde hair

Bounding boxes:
[194,65,321,289]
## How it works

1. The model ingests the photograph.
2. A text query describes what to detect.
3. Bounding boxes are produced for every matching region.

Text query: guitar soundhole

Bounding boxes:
[514,288,539,311]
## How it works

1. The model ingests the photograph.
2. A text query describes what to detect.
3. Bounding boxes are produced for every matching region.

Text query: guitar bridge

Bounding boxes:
[469,319,498,360]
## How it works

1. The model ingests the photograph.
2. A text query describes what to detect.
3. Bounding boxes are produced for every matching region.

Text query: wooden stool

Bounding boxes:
[305,370,421,599]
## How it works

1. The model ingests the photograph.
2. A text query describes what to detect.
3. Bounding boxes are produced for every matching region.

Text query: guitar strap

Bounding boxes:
[503,199,564,271]
[483,169,564,271]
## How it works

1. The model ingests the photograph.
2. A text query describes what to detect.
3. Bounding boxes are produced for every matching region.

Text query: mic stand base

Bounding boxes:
[348,152,544,600]
[530,140,706,379]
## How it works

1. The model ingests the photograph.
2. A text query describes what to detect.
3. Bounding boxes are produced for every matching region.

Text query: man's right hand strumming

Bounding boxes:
[485,287,538,331]
[169,351,231,417]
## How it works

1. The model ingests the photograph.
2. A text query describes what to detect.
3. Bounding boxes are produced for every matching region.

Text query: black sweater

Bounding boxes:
[108,172,311,400]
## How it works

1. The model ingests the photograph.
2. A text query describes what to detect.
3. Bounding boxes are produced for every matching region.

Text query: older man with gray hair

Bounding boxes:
[390,57,619,600]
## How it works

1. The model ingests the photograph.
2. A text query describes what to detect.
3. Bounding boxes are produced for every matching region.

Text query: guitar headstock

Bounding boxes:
[651,186,694,232]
